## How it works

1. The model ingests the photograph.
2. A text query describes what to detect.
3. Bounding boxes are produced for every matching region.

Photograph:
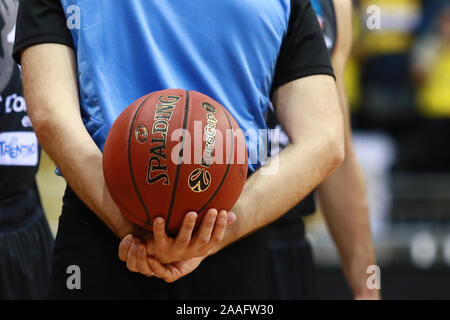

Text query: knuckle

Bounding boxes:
[171,250,182,261]
[172,243,185,254]
[210,234,221,244]
[198,236,209,246]
[217,216,227,227]
[175,235,188,247]
[185,218,196,228]
[154,247,164,258]
[205,218,215,228]
[156,241,168,251]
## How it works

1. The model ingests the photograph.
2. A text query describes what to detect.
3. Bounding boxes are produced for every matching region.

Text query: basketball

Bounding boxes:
[103,89,248,234]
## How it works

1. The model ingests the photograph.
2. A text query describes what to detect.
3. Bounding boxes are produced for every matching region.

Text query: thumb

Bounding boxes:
[226,211,237,225]
[118,234,134,261]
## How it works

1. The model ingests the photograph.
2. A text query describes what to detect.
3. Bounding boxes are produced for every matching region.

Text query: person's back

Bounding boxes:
[14,0,341,299]
[38,0,291,165]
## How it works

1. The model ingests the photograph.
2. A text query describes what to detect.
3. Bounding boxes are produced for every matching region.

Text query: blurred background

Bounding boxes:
[307,0,450,299]
[35,0,450,300]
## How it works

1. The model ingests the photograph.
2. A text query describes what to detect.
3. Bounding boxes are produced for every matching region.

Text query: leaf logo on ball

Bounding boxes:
[201,102,216,113]
[188,168,212,193]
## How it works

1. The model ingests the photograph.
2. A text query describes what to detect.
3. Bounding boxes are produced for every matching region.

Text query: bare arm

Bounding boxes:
[215,74,345,251]
[21,44,138,238]
[22,43,231,270]
[120,74,345,282]
[317,0,379,299]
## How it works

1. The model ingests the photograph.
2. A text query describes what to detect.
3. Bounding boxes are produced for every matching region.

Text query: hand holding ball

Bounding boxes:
[103,89,248,234]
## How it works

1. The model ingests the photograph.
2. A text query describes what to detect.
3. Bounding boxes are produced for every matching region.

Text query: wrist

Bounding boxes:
[112,212,146,240]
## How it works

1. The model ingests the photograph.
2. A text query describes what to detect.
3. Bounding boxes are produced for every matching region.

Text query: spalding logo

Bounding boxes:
[188,168,212,193]
[135,125,148,143]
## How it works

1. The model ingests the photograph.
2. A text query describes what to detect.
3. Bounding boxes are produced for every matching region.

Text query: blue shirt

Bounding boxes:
[62,0,290,171]
[14,0,333,172]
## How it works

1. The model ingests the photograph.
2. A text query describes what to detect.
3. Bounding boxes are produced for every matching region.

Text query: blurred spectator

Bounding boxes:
[396,4,450,172]
[417,0,449,34]
[413,6,450,118]
[346,0,424,237]
[355,0,422,134]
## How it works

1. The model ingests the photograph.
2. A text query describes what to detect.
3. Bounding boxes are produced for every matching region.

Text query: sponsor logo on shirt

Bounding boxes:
[1,93,27,114]
[0,132,38,166]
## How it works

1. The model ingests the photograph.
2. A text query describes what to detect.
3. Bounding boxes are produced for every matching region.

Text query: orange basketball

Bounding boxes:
[103,89,248,234]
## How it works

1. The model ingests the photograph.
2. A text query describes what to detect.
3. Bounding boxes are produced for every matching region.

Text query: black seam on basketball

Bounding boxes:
[128,94,154,227]
[103,161,143,222]
[197,109,234,215]
[166,90,190,229]
[109,188,147,224]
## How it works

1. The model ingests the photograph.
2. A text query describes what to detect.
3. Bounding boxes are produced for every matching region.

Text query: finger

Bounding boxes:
[143,232,155,255]
[210,210,228,245]
[174,212,197,248]
[136,240,153,277]
[227,211,237,225]
[193,209,217,249]
[153,217,170,245]
[126,240,139,272]
[118,234,134,262]
[147,257,181,283]
[151,217,171,259]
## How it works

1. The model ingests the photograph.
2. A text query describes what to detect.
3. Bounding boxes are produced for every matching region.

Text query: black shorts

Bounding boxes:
[0,186,54,300]
[49,187,270,299]
[267,220,316,300]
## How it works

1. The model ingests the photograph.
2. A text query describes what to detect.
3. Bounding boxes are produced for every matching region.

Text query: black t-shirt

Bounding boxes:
[1,0,40,201]
[313,0,337,53]
[13,0,73,62]
[271,0,335,92]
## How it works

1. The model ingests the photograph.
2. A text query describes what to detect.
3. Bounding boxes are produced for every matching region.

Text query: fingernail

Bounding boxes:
[124,234,133,244]
[219,211,227,220]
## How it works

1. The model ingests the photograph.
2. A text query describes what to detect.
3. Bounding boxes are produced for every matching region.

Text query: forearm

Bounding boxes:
[318,149,377,298]
[318,1,379,295]
[22,44,132,238]
[41,129,128,238]
[229,138,343,242]
[212,76,345,253]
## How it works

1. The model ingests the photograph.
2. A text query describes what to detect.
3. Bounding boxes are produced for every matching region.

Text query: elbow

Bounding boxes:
[27,103,49,137]
[327,130,345,173]
[25,99,55,144]
[334,140,346,169]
